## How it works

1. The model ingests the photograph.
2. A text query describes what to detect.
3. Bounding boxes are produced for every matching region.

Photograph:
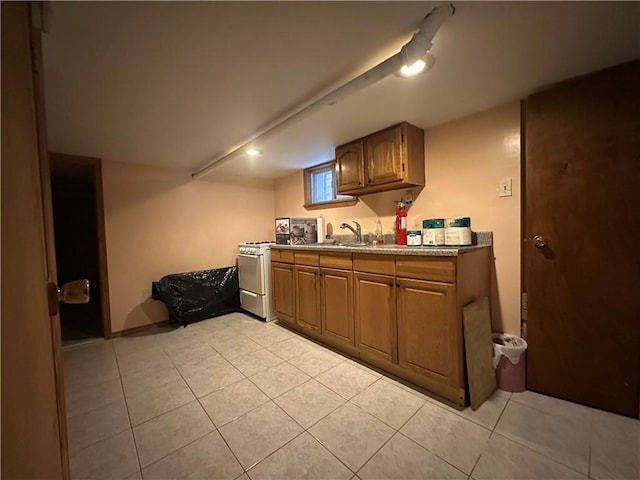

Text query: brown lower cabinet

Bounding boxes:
[320,268,354,348]
[397,278,457,386]
[271,247,490,406]
[271,261,295,325]
[295,265,321,334]
[353,272,397,363]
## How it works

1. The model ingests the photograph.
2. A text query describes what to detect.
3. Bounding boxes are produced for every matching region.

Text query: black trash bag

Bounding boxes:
[151,266,240,327]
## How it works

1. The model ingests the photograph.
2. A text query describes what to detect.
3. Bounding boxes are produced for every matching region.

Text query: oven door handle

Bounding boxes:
[242,290,259,298]
[238,253,262,258]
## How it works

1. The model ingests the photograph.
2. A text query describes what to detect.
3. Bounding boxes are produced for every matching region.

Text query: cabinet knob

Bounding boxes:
[368,178,372,184]
[388,282,393,287]
[358,181,361,185]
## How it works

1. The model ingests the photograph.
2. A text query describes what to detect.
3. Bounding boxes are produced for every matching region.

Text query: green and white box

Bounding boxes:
[445,217,472,246]
[422,219,445,246]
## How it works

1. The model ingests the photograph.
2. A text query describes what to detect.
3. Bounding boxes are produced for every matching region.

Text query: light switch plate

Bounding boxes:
[499,178,512,197]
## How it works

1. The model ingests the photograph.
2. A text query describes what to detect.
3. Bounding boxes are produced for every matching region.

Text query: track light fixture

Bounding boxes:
[193,3,455,178]
[398,3,455,76]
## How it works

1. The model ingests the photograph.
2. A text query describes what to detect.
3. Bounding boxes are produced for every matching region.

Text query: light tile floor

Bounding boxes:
[64,312,639,480]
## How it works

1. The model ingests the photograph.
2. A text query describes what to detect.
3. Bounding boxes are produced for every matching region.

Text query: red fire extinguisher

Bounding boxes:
[395,201,407,245]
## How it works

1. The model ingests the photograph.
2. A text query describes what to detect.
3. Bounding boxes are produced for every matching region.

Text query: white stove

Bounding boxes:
[237,241,277,321]
[238,241,273,255]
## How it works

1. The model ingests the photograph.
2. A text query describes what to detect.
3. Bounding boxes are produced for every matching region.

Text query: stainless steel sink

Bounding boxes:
[335,242,368,247]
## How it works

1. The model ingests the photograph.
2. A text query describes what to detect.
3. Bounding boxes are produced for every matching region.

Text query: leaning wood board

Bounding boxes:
[463,297,496,410]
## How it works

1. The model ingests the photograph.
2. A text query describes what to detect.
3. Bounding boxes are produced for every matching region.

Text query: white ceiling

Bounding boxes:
[42,1,640,180]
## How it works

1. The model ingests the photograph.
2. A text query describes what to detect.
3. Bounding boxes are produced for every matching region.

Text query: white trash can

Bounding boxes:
[493,333,527,392]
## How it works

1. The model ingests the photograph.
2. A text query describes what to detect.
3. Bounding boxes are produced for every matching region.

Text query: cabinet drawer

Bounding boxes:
[320,252,352,270]
[294,251,319,266]
[353,254,395,275]
[396,257,456,283]
[271,249,294,263]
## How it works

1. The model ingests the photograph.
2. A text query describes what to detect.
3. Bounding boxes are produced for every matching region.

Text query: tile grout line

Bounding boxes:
[495,394,593,475]
[78,316,610,480]
[113,341,144,477]
[220,343,374,476]
[242,425,308,473]
[396,430,471,479]
[391,399,489,478]
[495,390,593,478]
[346,379,422,431]
[489,430,591,477]
[271,377,346,432]
[205,383,270,431]
[71,323,446,477]
[490,393,511,434]
[196,345,308,476]
[64,376,124,420]
[251,355,318,397]
[237,337,439,476]
[165,332,312,477]
[466,393,513,480]
[347,403,401,477]
[133,342,240,475]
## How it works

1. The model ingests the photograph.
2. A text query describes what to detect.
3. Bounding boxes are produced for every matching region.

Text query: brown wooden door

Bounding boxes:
[397,278,457,386]
[336,140,364,193]
[525,61,640,418]
[271,262,295,324]
[295,265,321,333]
[1,2,69,477]
[320,268,354,346]
[354,272,397,362]
[366,125,403,186]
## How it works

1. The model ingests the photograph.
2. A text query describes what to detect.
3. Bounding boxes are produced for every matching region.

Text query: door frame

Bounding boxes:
[50,152,113,339]
[30,6,70,476]
[1,2,69,477]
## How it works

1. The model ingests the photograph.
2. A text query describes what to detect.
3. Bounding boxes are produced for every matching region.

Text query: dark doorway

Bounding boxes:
[50,153,111,344]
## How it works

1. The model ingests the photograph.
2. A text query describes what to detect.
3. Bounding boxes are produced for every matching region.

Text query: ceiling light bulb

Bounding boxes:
[246,148,261,156]
[400,59,427,77]
[397,52,436,78]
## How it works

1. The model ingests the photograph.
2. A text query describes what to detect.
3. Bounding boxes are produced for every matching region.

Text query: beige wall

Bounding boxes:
[274,102,521,334]
[102,160,275,333]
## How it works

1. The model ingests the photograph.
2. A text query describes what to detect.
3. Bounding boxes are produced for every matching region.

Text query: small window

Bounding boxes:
[303,160,358,210]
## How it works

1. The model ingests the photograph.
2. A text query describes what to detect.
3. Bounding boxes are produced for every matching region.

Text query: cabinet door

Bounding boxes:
[320,268,354,347]
[336,141,364,193]
[366,125,403,186]
[295,265,321,334]
[354,272,397,363]
[271,261,295,325]
[397,278,457,385]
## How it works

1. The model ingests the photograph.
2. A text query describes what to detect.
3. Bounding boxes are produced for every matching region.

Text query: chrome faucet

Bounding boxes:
[340,221,363,243]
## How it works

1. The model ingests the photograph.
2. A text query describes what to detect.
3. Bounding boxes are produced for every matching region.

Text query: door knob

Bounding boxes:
[532,235,548,248]
[47,279,90,316]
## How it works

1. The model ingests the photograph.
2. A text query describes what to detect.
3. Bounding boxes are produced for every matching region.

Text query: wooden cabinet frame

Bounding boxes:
[336,122,425,196]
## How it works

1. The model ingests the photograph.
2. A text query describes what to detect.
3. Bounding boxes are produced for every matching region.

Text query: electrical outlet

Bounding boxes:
[499,178,512,197]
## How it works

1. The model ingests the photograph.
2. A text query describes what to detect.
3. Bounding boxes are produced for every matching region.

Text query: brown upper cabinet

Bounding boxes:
[336,122,425,195]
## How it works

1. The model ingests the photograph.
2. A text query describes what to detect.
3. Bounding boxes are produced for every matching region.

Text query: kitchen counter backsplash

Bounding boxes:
[329,231,492,247]
[272,231,492,257]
